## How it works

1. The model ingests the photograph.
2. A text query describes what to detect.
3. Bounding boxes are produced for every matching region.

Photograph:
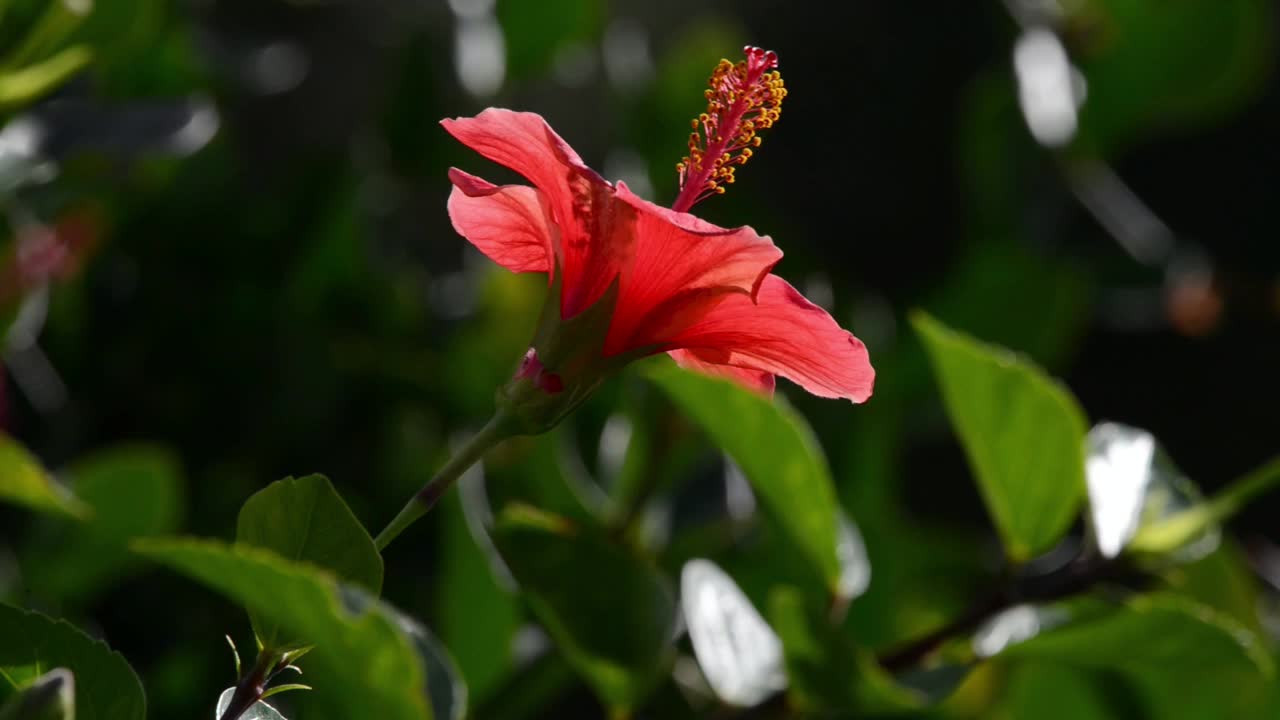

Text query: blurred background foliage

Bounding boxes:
[1,0,1279,718]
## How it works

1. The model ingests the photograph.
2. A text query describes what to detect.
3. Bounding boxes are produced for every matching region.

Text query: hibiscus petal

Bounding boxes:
[440,108,600,208]
[665,275,875,402]
[604,182,782,356]
[668,348,776,395]
[441,109,625,318]
[447,168,554,275]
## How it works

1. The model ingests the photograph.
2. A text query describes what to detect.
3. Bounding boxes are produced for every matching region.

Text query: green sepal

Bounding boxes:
[496,270,624,435]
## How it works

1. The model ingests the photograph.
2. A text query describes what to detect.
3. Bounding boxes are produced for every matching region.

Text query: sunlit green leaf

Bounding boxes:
[912,312,1087,562]
[491,504,676,710]
[0,604,145,720]
[134,538,430,720]
[1,0,90,70]
[0,435,87,519]
[1129,455,1280,557]
[0,46,91,109]
[646,363,844,594]
[237,474,383,650]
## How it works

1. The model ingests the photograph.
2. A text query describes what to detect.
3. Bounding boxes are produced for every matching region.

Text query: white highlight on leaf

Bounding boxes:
[215,687,287,720]
[835,510,871,601]
[1085,422,1219,560]
[972,603,1069,658]
[680,559,786,708]
[1086,423,1156,558]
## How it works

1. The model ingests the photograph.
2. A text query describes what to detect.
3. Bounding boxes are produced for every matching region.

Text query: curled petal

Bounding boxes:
[604,182,782,356]
[665,275,875,402]
[447,168,554,276]
[440,108,601,210]
[442,109,623,318]
[669,348,776,395]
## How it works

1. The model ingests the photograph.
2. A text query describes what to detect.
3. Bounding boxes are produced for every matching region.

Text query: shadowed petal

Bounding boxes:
[669,348,776,395]
[665,275,874,402]
[447,168,555,275]
[604,182,782,356]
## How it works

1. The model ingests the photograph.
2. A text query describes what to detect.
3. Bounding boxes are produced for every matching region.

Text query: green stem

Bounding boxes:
[375,413,513,551]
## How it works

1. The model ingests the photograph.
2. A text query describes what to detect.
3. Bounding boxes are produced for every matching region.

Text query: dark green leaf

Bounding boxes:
[646,363,844,594]
[998,594,1273,678]
[24,445,182,604]
[0,435,86,519]
[395,615,468,720]
[434,486,519,701]
[134,538,430,720]
[0,604,145,720]
[1071,0,1275,152]
[491,505,676,710]
[912,312,1087,562]
[767,587,925,714]
[237,474,383,649]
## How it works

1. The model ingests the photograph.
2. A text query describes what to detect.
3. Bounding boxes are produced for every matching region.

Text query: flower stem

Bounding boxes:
[375,413,513,552]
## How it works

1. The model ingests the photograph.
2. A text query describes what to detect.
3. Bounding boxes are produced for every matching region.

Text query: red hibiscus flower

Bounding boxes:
[441,48,873,430]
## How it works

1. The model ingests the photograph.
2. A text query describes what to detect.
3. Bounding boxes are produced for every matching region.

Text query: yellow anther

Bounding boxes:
[673,47,785,210]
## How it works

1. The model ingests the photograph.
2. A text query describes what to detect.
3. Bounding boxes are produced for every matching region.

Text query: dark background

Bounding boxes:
[1,0,1277,717]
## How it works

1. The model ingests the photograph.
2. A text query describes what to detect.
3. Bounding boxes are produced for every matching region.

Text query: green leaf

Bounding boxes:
[491,505,676,710]
[912,312,1087,562]
[989,663,1125,720]
[1071,0,1275,153]
[1129,455,1280,557]
[0,604,145,720]
[646,363,844,594]
[237,474,383,650]
[0,46,92,109]
[396,617,468,720]
[0,435,86,519]
[767,587,924,714]
[1,0,90,70]
[134,538,430,720]
[434,486,519,701]
[23,445,182,604]
[998,594,1273,678]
